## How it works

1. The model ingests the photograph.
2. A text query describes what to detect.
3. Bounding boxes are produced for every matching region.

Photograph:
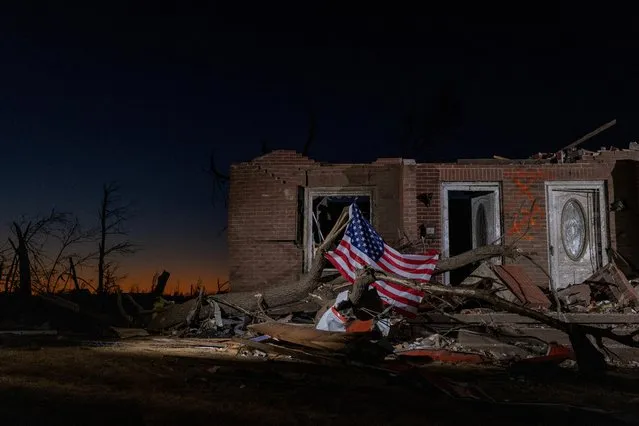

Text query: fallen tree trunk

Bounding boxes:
[434,245,521,274]
[146,243,524,331]
[322,244,524,289]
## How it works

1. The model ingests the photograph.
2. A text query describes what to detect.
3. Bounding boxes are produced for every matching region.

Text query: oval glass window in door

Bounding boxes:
[561,199,587,260]
[475,203,488,246]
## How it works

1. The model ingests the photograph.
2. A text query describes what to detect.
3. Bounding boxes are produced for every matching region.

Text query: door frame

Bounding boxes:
[441,182,502,285]
[544,181,609,291]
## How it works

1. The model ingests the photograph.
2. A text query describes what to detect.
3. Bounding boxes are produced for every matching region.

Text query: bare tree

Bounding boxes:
[97,183,137,295]
[4,212,97,295]
[6,211,69,296]
[3,254,17,294]
[40,216,97,293]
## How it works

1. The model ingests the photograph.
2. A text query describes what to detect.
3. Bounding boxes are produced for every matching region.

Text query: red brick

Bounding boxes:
[229,151,635,293]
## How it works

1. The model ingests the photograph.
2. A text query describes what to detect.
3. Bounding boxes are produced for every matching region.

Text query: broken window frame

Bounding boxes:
[303,187,374,273]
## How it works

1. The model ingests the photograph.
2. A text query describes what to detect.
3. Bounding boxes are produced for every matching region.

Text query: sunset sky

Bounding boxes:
[0,5,636,293]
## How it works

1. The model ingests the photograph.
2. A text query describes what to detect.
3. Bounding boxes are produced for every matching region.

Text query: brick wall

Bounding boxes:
[228,151,313,292]
[415,164,442,251]
[306,160,404,241]
[416,162,616,287]
[228,151,409,292]
[229,149,639,293]
[400,160,418,245]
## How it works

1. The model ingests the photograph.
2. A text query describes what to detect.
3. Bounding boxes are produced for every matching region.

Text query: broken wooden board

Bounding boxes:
[557,283,592,307]
[460,262,519,304]
[584,262,639,307]
[232,337,344,365]
[110,327,150,339]
[395,349,486,364]
[248,322,372,352]
[492,265,552,309]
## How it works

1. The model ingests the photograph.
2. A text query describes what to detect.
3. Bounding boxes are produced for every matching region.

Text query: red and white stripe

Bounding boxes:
[326,235,439,317]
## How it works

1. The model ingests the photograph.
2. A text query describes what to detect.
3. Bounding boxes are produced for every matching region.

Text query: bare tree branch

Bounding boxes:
[208,153,229,208]
[97,182,137,294]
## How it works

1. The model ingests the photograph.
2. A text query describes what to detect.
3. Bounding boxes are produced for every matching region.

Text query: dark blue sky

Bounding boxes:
[0,4,637,290]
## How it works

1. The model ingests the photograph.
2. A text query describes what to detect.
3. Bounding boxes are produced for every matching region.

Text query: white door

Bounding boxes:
[547,184,607,290]
[471,192,499,248]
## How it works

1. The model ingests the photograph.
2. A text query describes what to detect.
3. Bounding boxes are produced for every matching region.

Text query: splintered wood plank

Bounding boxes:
[492,265,551,309]
[248,322,371,351]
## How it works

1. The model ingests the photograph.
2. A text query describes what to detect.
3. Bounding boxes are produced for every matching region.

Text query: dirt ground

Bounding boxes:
[1,338,639,426]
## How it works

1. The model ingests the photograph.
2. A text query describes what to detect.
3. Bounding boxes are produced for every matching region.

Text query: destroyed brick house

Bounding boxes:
[227,145,639,310]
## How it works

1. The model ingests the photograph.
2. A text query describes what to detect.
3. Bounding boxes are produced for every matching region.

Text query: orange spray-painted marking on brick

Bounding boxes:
[507,170,546,241]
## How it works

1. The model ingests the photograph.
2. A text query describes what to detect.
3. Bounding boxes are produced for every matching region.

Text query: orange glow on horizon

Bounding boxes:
[119,270,229,295]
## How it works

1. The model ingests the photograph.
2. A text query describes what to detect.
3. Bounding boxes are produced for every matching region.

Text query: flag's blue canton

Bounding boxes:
[344,204,385,261]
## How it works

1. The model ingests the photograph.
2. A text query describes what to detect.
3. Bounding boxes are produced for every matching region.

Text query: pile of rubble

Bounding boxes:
[3,206,639,376]
[2,254,637,374]
[91,253,639,372]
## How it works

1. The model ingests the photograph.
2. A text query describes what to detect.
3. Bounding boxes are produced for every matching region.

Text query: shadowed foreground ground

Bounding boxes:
[1,340,639,426]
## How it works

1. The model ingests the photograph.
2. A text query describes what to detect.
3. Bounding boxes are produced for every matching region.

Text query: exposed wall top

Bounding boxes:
[235,143,639,169]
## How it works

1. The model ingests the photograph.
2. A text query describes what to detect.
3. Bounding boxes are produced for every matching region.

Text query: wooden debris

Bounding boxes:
[147,208,351,331]
[232,337,342,365]
[561,119,617,152]
[557,284,592,307]
[492,265,552,309]
[152,270,170,296]
[186,287,204,327]
[147,242,525,332]
[460,262,519,304]
[396,349,486,364]
[584,262,639,307]
[371,270,639,374]
[110,327,149,339]
[248,322,371,352]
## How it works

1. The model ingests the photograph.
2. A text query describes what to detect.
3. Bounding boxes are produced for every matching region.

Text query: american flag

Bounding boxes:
[325,203,439,317]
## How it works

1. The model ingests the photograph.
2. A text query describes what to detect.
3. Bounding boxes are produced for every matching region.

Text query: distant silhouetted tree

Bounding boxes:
[9,222,32,298]
[97,183,137,295]
[42,216,96,293]
[4,211,89,296]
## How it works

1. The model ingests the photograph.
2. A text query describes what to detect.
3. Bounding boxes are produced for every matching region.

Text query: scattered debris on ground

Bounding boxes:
[4,202,639,424]
[4,253,639,374]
